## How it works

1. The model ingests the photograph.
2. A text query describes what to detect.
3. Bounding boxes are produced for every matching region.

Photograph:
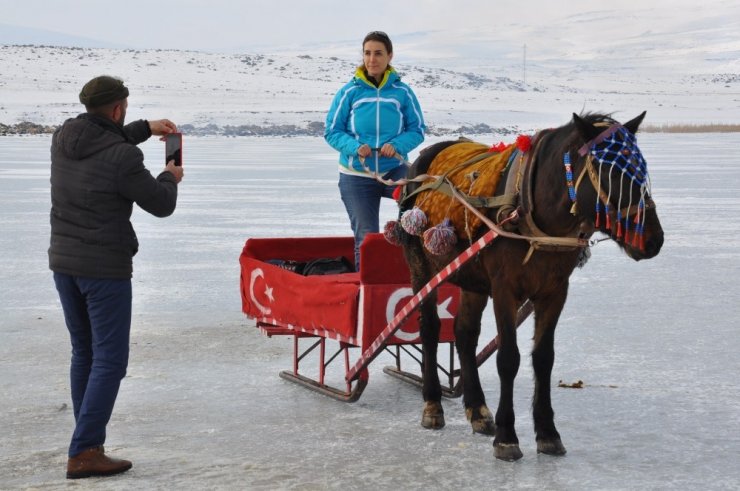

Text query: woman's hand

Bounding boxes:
[379,143,396,158]
[357,144,372,158]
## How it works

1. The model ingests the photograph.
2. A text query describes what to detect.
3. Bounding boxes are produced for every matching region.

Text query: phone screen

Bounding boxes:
[165,133,182,166]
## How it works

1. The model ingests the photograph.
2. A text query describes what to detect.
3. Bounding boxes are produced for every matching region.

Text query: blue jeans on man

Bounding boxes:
[338,164,407,270]
[53,273,132,457]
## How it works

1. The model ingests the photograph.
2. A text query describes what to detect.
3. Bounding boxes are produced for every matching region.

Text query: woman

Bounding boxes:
[325,31,425,270]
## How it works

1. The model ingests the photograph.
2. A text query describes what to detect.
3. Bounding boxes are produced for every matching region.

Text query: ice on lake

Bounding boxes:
[1,133,739,490]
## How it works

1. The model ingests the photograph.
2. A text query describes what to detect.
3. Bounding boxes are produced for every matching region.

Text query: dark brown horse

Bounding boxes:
[398,112,664,461]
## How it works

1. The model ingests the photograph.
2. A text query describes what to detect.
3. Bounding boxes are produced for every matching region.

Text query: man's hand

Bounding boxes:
[149,119,178,139]
[165,160,184,183]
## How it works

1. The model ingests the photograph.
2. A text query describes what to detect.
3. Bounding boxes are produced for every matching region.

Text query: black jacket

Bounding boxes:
[49,114,178,279]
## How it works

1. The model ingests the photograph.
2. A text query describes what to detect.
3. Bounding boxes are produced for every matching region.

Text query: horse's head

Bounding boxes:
[572,112,664,261]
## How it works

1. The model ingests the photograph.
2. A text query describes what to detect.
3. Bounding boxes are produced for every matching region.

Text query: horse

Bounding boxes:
[396,112,664,461]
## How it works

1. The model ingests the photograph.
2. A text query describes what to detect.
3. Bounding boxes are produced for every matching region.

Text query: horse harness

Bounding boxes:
[400,133,588,263]
[401,123,652,262]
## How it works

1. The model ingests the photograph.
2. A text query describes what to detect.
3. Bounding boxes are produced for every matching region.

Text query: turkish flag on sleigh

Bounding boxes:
[239,234,458,347]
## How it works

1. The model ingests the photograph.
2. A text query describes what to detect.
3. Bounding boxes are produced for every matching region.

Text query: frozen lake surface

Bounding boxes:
[1,133,739,490]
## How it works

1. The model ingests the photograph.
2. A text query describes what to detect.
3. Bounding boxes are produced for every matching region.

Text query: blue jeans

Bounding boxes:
[339,165,407,270]
[53,272,132,457]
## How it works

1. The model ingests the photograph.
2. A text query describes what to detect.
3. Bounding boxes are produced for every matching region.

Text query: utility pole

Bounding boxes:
[523,44,527,91]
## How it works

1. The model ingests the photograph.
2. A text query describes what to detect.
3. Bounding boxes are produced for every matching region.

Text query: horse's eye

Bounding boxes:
[621,148,631,156]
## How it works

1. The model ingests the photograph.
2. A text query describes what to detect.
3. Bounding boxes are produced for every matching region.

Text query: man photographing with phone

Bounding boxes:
[49,75,183,479]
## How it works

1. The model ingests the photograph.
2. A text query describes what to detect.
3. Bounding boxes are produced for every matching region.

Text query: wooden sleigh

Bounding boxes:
[239,233,532,402]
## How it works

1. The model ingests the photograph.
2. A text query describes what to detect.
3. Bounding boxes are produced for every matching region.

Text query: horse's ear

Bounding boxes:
[624,111,647,134]
[573,113,601,143]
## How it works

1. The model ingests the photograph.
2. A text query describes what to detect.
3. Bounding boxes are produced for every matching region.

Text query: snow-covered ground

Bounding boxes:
[1,132,739,490]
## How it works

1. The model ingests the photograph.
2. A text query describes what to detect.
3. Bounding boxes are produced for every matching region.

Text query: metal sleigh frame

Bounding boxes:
[258,300,532,403]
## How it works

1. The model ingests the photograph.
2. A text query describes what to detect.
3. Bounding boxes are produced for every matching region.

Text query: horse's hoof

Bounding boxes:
[421,401,445,430]
[494,443,523,461]
[537,438,567,456]
[465,406,495,436]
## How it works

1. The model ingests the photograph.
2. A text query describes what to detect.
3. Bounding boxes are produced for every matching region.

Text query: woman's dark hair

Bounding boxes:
[363,31,393,54]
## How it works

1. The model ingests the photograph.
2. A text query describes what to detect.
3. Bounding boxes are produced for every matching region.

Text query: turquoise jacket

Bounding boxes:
[325,67,425,175]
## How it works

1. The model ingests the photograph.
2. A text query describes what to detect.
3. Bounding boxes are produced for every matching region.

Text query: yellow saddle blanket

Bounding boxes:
[415,141,516,239]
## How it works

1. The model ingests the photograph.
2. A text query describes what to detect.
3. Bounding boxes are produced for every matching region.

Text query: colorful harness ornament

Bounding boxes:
[385,137,529,255]
[584,126,651,249]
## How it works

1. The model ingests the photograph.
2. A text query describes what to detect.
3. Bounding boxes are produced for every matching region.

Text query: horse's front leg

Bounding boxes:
[418,288,444,429]
[404,241,445,430]
[531,288,568,456]
[491,287,523,461]
[455,290,495,435]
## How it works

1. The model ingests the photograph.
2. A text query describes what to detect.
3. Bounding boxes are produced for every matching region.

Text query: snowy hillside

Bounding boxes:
[1,1,739,136]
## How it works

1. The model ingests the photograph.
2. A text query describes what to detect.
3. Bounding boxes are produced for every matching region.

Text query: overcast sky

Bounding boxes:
[0,0,715,53]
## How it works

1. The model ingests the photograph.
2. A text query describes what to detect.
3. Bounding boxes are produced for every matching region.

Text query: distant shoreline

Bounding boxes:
[2,121,738,137]
[640,123,740,133]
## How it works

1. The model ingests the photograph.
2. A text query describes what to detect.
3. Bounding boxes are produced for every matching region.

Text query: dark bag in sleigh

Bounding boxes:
[266,256,355,276]
[302,256,355,276]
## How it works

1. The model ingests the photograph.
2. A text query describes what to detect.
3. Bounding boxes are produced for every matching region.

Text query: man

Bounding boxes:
[49,75,184,479]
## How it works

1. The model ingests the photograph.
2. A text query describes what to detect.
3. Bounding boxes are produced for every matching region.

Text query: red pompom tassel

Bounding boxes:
[605,213,611,230]
[383,220,403,246]
[516,134,532,152]
[423,218,457,255]
[400,207,428,236]
[616,221,623,239]
[392,185,402,202]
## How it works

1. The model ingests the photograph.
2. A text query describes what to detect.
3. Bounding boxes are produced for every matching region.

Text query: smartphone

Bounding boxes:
[165,132,183,166]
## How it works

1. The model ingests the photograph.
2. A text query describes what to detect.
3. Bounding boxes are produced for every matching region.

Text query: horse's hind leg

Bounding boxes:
[455,290,495,435]
[532,291,568,456]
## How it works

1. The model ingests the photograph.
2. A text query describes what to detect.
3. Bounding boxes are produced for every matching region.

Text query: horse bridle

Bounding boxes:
[582,154,655,218]
[573,123,655,219]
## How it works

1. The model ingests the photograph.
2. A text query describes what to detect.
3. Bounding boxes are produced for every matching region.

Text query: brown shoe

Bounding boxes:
[66,446,132,479]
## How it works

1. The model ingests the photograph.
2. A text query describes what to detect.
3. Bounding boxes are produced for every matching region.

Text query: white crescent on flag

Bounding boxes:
[249,268,274,315]
[386,287,453,341]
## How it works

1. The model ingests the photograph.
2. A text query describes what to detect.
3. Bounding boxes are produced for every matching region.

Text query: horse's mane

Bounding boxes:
[549,112,615,136]
[576,112,616,126]
[541,112,618,152]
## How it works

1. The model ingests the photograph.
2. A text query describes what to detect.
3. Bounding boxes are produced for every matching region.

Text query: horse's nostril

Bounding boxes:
[645,234,664,256]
